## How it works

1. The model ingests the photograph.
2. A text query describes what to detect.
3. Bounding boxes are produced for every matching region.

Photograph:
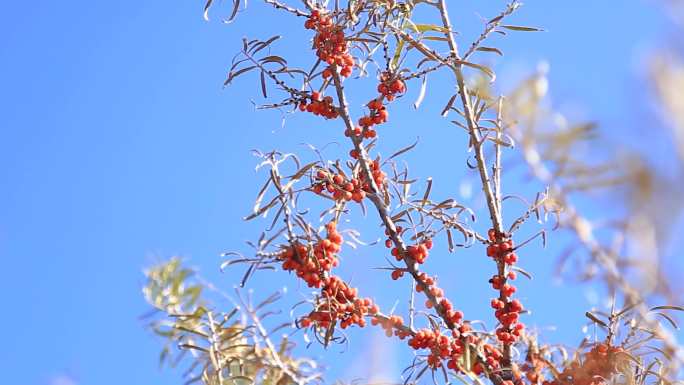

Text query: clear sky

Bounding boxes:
[0,1,680,385]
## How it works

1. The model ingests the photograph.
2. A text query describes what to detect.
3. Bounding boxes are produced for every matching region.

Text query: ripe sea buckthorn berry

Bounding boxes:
[391,269,403,280]
[491,298,505,309]
[504,252,518,265]
[510,299,523,312]
[502,283,516,297]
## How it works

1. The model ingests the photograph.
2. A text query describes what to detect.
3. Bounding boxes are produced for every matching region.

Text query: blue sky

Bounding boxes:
[0,1,680,384]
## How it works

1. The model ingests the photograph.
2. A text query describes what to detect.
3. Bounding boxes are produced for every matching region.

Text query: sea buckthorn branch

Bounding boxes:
[328,57,510,383]
[424,0,524,373]
[329,68,461,328]
[397,0,522,82]
[235,4,532,383]
[235,291,324,385]
[246,150,513,381]
[402,190,483,247]
[244,157,407,343]
[435,0,503,234]
[400,61,444,81]
[317,5,528,380]
[149,2,684,385]
[461,2,521,61]
[234,39,302,90]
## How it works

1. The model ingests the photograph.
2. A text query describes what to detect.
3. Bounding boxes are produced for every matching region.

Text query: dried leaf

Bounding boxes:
[225,65,257,86]
[512,266,533,280]
[226,0,241,23]
[421,177,432,207]
[388,138,419,161]
[243,196,279,220]
[203,0,213,21]
[585,311,608,327]
[414,76,427,109]
[447,229,454,252]
[260,55,287,66]
[260,71,268,98]
[441,94,457,117]
[650,305,684,312]
[476,46,503,56]
[500,25,543,32]
[454,60,495,81]
[654,312,679,329]
[252,177,272,214]
[251,35,281,55]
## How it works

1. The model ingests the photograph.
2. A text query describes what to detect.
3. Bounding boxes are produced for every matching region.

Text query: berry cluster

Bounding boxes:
[410,328,453,368]
[304,10,354,77]
[311,161,386,203]
[356,98,388,134]
[543,343,626,385]
[406,324,503,372]
[279,222,379,330]
[347,74,404,158]
[521,349,548,384]
[372,314,410,338]
[388,239,432,264]
[344,125,377,140]
[298,91,339,119]
[300,275,379,329]
[278,221,342,288]
[487,230,518,265]
[487,229,526,347]
[312,168,368,203]
[359,157,386,188]
[327,155,386,195]
[377,72,406,101]
[384,228,433,265]
[372,315,470,370]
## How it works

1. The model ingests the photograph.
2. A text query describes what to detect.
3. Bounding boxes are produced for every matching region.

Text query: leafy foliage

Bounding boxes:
[142,258,320,385]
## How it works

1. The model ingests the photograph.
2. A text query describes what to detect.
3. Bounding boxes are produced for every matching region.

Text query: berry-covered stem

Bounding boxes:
[330,69,459,329]
[329,68,506,383]
[436,0,521,369]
